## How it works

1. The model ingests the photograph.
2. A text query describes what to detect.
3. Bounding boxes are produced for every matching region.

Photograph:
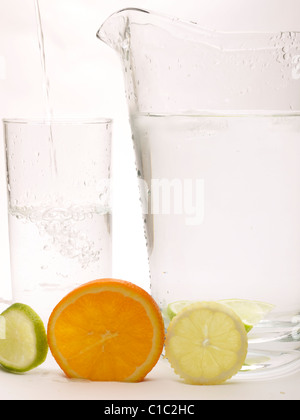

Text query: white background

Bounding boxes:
[1,0,300,400]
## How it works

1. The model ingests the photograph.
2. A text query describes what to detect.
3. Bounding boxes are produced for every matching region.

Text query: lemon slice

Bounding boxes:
[165,302,248,385]
[0,303,48,373]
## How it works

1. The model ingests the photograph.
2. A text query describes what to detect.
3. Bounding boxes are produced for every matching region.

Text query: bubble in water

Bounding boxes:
[9,204,105,269]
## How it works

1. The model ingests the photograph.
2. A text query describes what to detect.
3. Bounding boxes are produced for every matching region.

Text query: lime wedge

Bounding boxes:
[0,303,48,373]
[219,299,275,333]
[166,299,274,333]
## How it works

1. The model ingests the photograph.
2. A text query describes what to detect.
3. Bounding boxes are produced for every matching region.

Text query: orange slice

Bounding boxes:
[47,279,165,382]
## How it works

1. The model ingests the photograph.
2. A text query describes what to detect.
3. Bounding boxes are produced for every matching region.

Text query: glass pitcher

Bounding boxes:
[98,8,300,379]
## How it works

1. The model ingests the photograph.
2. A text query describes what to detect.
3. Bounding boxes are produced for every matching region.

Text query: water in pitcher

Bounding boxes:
[132,112,300,374]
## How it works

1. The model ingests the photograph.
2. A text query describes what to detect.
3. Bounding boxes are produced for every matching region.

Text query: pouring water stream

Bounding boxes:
[34,0,57,176]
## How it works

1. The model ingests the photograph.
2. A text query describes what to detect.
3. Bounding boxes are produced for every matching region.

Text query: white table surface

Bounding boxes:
[1,353,300,401]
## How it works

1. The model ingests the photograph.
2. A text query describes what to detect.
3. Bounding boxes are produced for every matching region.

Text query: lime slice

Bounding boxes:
[166,301,194,321]
[165,302,248,385]
[166,299,275,333]
[0,303,48,373]
[219,299,275,333]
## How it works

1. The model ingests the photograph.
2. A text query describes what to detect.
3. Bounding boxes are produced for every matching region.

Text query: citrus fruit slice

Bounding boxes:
[0,303,48,373]
[165,302,248,385]
[167,299,275,333]
[219,299,275,333]
[47,279,165,382]
[167,301,193,321]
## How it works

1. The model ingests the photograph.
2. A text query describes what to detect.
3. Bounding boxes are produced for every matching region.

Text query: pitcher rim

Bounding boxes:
[2,118,113,125]
[103,7,300,35]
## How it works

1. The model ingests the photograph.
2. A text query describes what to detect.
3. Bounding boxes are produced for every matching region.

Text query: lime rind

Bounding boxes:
[0,303,48,373]
[243,323,254,334]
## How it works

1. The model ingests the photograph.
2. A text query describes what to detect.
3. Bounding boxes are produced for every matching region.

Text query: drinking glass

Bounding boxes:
[3,119,112,321]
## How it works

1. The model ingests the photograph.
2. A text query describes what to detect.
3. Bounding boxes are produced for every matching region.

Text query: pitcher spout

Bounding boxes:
[97,8,150,53]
